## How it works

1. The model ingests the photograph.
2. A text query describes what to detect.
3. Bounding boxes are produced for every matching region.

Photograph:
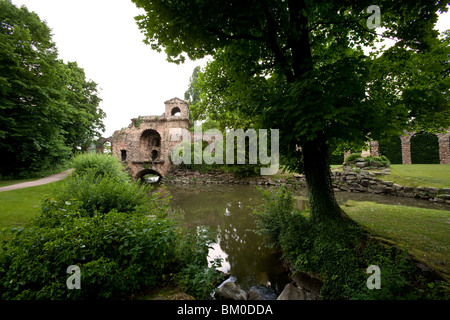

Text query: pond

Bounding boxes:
[157,183,449,299]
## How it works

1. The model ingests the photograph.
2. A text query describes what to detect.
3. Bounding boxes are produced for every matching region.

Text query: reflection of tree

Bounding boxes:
[165,184,289,292]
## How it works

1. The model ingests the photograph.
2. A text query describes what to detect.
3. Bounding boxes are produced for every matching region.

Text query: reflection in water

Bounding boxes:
[165,184,290,296]
[162,183,450,298]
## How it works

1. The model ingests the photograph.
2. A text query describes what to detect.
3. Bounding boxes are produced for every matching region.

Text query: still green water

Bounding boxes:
[164,184,289,298]
[160,183,449,298]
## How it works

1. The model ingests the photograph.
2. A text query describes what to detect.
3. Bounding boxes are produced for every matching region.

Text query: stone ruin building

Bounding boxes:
[109,97,190,180]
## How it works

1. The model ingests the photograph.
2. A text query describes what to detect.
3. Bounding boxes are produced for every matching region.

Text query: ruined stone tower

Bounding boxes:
[110,98,190,179]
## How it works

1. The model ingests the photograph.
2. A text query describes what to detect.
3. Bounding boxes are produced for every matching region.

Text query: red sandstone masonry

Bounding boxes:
[109,98,191,179]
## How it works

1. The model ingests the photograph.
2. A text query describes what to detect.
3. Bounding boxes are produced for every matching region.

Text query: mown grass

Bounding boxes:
[377,164,450,188]
[343,200,450,280]
[0,182,61,229]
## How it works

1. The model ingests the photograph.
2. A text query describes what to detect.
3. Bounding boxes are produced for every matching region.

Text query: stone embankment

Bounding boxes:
[214,271,322,300]
[332,166,450,204]
[164,167,301,187]
[164,167,450,205]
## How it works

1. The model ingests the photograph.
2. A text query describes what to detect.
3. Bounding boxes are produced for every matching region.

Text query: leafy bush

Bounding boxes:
[328,143,345,165]
[173,226,224,299]
[50,154,164,217]
[0,153,220,300]
[252,186,449,300]
[0,188,218,300]
[51,171,156,216]
[344,153,391,168]
[0,203,177,299]
[71,153,128,180]
[363,155,390,167]
[344,153,362,164]
[173,139,262,177]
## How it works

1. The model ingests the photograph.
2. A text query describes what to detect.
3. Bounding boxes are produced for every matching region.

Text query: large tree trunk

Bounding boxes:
[302,134,348,223]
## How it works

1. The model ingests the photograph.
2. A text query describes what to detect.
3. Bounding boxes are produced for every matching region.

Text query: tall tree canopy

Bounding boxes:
[0,1,105,177]
[132,0,450,221]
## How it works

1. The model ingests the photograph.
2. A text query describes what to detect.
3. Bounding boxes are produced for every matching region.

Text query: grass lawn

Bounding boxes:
[0,182,60,229]
[377,164,450,188]
[343,200,450,280]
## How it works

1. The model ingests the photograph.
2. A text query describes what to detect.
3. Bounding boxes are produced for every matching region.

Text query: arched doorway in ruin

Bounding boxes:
[410,132,440,164]
[378,136,402,164]
[140,129,162,162]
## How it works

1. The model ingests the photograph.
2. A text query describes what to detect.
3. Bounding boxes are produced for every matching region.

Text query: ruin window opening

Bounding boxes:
[141,130,161,147]
[171,107,181,117]
[121,150,127,161]
[151,150,158,161]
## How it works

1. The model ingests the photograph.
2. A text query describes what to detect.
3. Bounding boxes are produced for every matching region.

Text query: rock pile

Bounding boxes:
[214,272,321,301]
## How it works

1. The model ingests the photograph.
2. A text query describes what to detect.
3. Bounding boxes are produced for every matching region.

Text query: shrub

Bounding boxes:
[71,153,128,180]
[328,143,346,165]
[0,191,219,300]
[52,153,166,217]
[0,153,220,300]
[51,172,156,216]
[0,204,177,299]
[173,226,224,299]
[173,139,262,177]
[344,153,362,165]
[344,153,391,168]
[363,155,390,167]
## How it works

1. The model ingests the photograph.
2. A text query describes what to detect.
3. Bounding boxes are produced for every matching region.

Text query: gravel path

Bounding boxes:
[0,169,73,192]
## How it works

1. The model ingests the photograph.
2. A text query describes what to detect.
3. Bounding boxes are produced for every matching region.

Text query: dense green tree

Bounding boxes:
[184,65,201,128]
[132,0,450,222]
[0,1,105,177]
[185,66,224,132]
[57,61,104,153]
[184,66,201,106]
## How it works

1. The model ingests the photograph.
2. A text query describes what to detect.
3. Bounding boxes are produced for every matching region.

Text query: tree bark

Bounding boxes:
[302,134,348,222]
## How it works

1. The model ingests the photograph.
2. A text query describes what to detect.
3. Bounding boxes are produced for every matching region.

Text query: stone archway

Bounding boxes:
[378,136,402,164]
[399,130,450,164]
[135,169,163,182]
[370,128,450,164]
[411,132,440,164]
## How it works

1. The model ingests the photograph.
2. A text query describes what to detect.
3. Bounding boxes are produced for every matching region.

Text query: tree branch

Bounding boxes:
[261,1,295,82]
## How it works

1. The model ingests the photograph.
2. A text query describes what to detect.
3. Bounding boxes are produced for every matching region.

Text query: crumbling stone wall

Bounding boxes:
[369,129,450,164]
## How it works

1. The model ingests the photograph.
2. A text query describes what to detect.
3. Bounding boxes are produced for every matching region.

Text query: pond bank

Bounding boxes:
[157,179,449,300]
[164,167,450,206]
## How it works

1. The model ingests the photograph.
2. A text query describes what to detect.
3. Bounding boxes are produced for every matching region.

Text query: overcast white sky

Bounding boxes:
[10,1,450,137]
